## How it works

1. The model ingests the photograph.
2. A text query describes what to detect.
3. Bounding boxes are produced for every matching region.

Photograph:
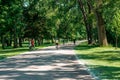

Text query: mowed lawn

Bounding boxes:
[75,43,120,80]
[0,46,28,60]
[0,43,54,60]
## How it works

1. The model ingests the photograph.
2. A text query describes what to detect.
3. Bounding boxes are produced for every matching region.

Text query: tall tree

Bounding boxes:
[78,0,93,44]
[95,0,108,46]
[81,0,108,46]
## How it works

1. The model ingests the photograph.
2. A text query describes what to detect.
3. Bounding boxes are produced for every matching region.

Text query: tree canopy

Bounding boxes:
[0,0,120,48]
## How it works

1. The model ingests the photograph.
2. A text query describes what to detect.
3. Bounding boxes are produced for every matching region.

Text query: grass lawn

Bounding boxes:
[0,43,54,60]
[75,43,120,80]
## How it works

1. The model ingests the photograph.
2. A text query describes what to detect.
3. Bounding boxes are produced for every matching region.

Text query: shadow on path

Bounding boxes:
[0,43,95,80]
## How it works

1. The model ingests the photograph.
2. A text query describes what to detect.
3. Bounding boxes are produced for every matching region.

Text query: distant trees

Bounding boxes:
[0,0,24,48]
[0,0,120,49]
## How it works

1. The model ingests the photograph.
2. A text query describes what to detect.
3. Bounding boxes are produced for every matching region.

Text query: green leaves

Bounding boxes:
[1,0,120,47]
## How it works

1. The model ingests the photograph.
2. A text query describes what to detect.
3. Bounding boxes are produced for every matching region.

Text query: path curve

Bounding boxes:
[0,42,95,80]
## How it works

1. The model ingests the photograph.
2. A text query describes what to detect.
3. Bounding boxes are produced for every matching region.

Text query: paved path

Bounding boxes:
[0,42,95,80]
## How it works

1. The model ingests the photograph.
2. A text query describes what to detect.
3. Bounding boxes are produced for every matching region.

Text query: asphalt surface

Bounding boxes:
[0,42,95,80]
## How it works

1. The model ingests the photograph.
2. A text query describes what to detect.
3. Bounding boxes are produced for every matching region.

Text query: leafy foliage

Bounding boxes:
[0,0,120,48]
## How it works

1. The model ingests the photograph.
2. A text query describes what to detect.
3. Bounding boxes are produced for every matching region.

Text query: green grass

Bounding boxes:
[0,47,28,60]
[75,43,120,80]
[0,43,54,60]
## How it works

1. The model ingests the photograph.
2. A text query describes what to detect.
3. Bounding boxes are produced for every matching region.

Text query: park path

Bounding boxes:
[0,41,95,80]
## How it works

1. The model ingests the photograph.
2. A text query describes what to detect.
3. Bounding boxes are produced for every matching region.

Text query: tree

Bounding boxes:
[102,0,120,47]
[1,0,120,49]
[78,0,93,44]
[109,9,120,48]
[94,0,108,46]
[78,0,108,46]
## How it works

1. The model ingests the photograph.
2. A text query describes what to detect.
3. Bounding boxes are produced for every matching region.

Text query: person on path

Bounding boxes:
[29,38,34,50]
[31,39,34,47]
[55,40,59,49]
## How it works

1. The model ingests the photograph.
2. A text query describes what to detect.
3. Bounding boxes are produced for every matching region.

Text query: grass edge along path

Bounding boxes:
[75,42,120,80]
[0,43,54,60]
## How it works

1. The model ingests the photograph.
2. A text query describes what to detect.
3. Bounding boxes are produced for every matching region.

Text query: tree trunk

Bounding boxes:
[115,34,118,49]
[87,0,108,46]
[38,39,41,46]
[39,37,44,45]
[78,0,93,44]
[5,39,9,47]
[19,37,22,47]
[95,10,108,46]
[8,34,12,46]
[13,26,18,48]
[13,36,18,48]
[51,37,54,43]
[1,36,5,49]
[0,37,1,43]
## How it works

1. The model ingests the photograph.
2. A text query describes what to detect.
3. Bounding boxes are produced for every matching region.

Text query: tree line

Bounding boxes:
[0,0,120,49]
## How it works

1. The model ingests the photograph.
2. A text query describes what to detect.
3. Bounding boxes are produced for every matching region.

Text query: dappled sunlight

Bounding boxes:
[88,65,120,80]
[56,78,76,80]
[75,44,120,80]
[16,65,55,71]
[0,44,94,80]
